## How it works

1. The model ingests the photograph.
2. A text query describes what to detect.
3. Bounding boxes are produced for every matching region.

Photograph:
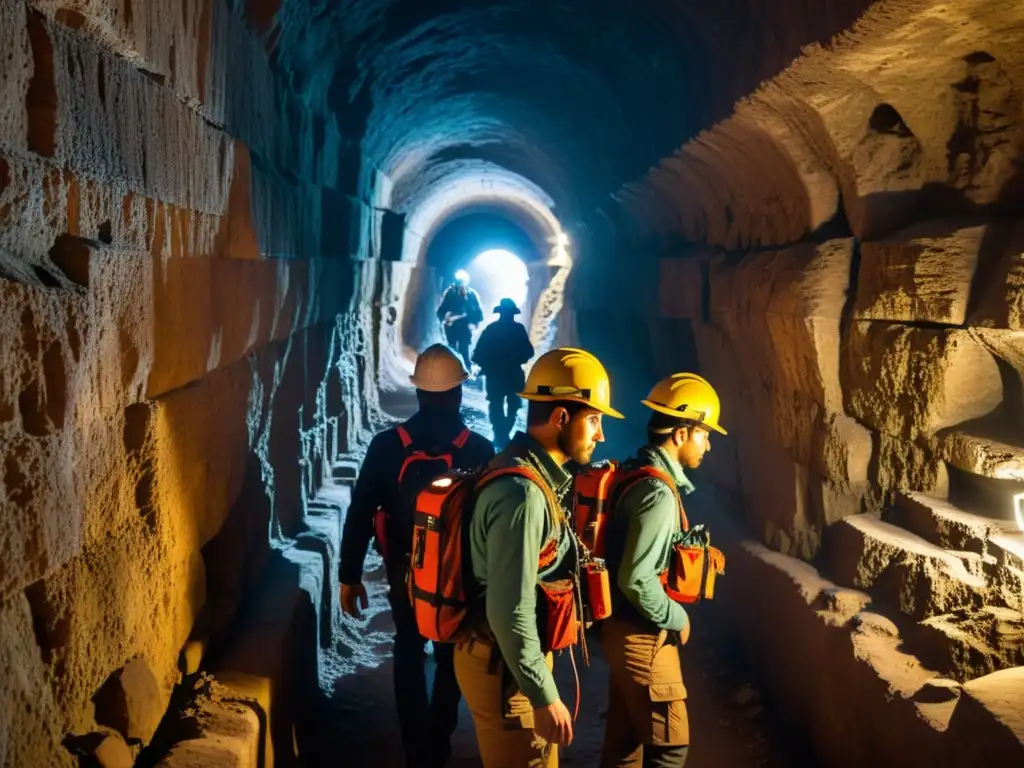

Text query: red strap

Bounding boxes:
[453,428,470,449]
[396,425,413,448]
[476,465,564,565]
[618,466,689,531]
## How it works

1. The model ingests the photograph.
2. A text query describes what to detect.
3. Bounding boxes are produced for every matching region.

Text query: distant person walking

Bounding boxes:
[436,269,483,372]
[472,298,534,449]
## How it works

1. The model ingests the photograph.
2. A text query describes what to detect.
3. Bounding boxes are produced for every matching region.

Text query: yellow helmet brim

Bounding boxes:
[640,398,727,434]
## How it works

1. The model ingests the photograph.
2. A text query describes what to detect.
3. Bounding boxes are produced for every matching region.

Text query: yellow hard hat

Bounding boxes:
[519,347,624,419]
[410,344,469,392]
[641,373,727,435]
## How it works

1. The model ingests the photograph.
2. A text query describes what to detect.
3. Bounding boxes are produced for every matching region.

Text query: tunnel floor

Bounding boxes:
[305,386,815,767]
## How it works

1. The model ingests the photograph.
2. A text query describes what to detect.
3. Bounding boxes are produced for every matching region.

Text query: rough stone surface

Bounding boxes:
[947,667,1024,764]
[93,732,134,768]
[915,608,1024,683]
[93,658,164,744]
[844,322,1003,440]
[853,220,985,324]
[932,418,1024,481]
[825,514,988,620]
[890,492,996,554]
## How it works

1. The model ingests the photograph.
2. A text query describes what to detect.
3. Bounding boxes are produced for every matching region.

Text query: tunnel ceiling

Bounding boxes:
[257,0,879,221]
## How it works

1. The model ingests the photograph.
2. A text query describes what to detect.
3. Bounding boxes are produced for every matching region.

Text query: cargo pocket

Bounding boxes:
[648,645,689,746]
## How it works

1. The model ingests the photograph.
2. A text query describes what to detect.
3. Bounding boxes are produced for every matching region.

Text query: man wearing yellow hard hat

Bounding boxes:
[455,347,623,766]
[598,373,727,768]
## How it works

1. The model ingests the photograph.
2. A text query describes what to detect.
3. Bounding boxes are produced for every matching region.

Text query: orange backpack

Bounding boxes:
[572,462,688,558]
[572,461,726,604]
[407,465,563,644]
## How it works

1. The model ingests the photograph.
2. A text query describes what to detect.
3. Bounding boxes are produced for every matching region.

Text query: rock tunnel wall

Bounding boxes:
[0,1,386,765]
[575,1,1024,763]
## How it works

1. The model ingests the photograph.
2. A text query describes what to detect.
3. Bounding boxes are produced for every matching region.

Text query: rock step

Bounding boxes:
[155,695,261,768]
[888,491,1000,555]
[824,513,989,620]
[721,539,1024,766]
[932,418,1024,481]
[911,607,1024,683]
[330,458,359,485]
[946,667,1024,764]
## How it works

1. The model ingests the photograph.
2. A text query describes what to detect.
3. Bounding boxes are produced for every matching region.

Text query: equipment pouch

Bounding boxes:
[583,561,612,621]
[537,579,579,652]
[661,544,726,604]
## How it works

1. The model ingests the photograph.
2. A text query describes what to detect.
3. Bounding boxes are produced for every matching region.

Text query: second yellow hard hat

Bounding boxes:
[641,373,727,434]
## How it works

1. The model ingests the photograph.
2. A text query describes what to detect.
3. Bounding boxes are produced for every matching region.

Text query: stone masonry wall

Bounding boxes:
[578,1,1024,762]
[0,1,383,765]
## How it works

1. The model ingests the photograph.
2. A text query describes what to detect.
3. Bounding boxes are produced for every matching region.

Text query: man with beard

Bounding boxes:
[454,347,624,767]
[598,373,727,768]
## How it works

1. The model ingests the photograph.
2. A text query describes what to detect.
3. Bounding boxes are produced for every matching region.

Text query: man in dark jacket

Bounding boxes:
[471,298,535,449]
[339,344,494,768]
[436,270,483,371]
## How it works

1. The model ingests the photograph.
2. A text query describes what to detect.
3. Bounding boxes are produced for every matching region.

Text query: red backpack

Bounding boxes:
[407,465,568,646]
[372,424,470,563]
[572,461,688,559]
[572,461,726,604]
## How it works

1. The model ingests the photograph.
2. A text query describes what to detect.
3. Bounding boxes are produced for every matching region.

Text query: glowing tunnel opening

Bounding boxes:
[466,248,530,322]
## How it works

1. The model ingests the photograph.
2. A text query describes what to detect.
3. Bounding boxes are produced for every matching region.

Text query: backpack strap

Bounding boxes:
[615,466,689,531]
[397,424,470,451]
[475,465,565,567]
[396,425,413,449]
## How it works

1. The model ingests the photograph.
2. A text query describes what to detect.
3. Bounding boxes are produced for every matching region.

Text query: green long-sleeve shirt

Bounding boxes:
[605,445,695,632]
[468,432,573,708]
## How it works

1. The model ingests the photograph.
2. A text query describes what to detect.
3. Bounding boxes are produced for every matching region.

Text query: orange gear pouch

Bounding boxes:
[662,545,726,604]
[538,579,579,652]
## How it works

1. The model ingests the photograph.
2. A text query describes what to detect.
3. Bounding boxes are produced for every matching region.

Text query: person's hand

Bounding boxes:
[533,699,574,747]
[340,583,368,618]
[679,612,692,646]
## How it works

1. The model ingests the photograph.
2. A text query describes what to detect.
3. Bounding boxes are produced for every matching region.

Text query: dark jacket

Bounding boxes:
[472,318,534,391]
[436,286,484,330]
[339,410,495,584]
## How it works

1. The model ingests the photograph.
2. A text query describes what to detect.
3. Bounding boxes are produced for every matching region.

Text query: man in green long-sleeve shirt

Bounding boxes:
[600,373,727,768]
[454,347,624,767]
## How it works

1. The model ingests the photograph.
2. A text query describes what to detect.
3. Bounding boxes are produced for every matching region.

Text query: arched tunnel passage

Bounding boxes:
[2,2,1024,768]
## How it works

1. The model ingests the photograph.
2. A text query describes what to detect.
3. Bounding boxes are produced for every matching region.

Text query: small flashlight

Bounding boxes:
[1015,492,1024,534]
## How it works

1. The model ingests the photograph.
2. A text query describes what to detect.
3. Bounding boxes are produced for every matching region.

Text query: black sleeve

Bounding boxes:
[436,288,451,321]
[468,291,484,324]
[471,326,491,367]
[339,433,390,583]
[516,324,534,364]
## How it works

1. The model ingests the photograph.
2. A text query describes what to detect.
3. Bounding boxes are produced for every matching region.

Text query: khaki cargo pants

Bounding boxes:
[454,635,558,767]
[598,615,689,768]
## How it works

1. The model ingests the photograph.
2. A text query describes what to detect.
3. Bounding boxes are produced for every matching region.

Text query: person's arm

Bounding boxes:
[616,480,689,632]
[477,477,560,707]
[339,433,388,584]
[436,289,451,321]
[468,290,484,324]
[516,324,535,364]
[471,327,490,368]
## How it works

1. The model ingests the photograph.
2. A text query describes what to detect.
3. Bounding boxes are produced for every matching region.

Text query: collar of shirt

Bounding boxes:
[639,444,696,496]
[506,431,572,498]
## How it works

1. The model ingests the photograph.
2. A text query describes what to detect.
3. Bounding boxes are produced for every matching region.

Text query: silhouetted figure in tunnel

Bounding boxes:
[472,298,535,449]
[338,345,494,768]
[436,269,483,371]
